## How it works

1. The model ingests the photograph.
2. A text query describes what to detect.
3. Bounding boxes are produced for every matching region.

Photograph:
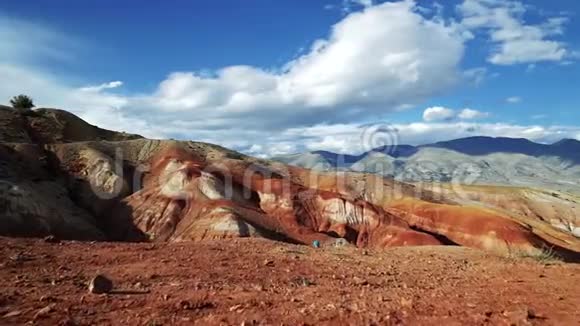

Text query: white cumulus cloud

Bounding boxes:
[147,0,465,124]
[458,0,572,65]
[423,106,456,122]
[424,107,489,122]
[458,108,489,120]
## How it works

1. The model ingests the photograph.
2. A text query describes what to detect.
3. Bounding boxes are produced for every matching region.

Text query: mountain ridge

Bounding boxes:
[277,136,580,162]
[272,136,580,193]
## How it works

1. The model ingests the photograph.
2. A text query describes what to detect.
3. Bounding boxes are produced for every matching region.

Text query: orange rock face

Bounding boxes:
[107,146,441,248]
[388,199,547,253]
[105,145,579,260]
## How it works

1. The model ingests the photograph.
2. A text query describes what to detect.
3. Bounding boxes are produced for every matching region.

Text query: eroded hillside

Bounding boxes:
[0,106,579,260]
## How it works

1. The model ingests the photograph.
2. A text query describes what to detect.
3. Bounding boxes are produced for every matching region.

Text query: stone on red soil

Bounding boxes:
[88,274,113,294]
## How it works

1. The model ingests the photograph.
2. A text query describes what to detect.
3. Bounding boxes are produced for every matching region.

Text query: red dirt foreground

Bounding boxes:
[1,237,579,325]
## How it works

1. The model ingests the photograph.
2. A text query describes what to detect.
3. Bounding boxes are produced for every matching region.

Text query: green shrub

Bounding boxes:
[10,95,35,111]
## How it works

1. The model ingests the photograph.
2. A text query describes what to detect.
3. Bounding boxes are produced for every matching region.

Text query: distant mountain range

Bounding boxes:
[272,136,580,193]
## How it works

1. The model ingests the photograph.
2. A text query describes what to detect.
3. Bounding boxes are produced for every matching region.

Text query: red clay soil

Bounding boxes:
[1,237,579,325]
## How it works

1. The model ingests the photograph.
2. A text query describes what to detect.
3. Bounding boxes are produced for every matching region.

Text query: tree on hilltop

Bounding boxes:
[10,94,35,111]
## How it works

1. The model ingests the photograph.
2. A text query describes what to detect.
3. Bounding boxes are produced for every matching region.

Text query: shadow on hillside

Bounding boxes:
[103,200,149,242]
[551,245,580,264]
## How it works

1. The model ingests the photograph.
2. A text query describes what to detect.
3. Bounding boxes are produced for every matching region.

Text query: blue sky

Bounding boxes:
[0,0,579,156]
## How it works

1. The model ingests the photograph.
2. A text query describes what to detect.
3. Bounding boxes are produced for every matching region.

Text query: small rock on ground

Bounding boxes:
[88,274,113,294]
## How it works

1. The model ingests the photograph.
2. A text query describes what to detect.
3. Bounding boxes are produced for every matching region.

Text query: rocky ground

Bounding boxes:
[1,237,578,325]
